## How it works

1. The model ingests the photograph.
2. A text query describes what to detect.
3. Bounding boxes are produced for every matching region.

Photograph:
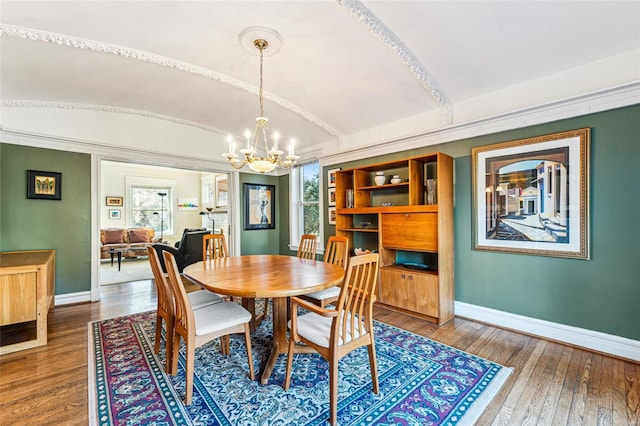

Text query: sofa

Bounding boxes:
[100,227,160,259]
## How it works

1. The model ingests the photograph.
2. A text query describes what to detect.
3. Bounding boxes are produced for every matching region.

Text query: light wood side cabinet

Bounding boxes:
[0,250,55,354]
[335,152,454,325]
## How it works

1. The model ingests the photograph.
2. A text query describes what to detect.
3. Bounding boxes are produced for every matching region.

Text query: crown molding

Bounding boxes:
[320,81,640,167]
[0,24,340,138]
[337,0,453,125]
[2,100,225,134]
[0,126,232,173]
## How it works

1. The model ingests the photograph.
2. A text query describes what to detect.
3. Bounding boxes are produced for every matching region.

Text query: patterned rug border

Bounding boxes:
[89,311,513,425]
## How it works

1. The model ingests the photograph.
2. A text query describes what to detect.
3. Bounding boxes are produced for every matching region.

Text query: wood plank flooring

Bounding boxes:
[1,280,638,425]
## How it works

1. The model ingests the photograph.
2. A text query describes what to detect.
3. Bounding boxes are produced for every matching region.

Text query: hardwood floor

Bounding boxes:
[1,280,638,425]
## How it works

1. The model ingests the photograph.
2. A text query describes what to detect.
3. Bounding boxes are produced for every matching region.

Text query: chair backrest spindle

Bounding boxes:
[203,233,229,261]
[324,236,348,269]
[297,234,317,260]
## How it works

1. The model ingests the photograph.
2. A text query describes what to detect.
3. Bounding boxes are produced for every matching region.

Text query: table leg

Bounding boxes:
[260,297,288,384]
[260,296,316,385]
[110,250,115,267]
[117,251,122,271]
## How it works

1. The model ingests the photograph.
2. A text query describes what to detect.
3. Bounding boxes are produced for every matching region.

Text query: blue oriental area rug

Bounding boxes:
[89,311,512,425]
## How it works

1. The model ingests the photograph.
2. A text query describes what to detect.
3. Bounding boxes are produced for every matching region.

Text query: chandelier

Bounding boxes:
[223,38,299,174]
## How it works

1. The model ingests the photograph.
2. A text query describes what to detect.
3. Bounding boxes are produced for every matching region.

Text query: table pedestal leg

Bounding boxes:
[261,297,287,384]
[259,297,315,385]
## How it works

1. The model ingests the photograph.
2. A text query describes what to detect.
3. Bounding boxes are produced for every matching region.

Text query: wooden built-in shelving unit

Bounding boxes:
[334,153,454,325]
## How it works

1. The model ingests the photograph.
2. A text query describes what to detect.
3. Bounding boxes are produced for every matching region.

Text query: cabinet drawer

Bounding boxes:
[0,272,38,325]
[381,212,438,251]
[379,269,439,318]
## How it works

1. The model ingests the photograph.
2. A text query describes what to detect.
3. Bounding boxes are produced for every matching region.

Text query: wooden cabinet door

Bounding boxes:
[381,213,438,251]
[0,272,37,325]
[379,269,439,318]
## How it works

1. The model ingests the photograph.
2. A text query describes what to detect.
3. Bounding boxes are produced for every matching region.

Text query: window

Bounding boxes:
[126,177,175,237]
[290,161,321,251]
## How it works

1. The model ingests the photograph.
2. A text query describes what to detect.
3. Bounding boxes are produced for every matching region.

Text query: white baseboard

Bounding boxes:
[55,291,92,306]
[455,301,640,362]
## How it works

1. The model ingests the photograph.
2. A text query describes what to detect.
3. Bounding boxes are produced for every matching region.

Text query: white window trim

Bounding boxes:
[289,165,324,255]
[125,176,176,236]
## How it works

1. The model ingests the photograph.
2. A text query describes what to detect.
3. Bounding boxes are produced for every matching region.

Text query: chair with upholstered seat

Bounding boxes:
[203,233,229,261]
[297,234,317,260]
[298,236,349,307]
[284,253,380,426]
[146,247,223,374]
[163,251,255,405]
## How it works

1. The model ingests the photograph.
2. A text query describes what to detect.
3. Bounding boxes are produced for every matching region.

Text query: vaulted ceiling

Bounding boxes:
[1,1,639,160]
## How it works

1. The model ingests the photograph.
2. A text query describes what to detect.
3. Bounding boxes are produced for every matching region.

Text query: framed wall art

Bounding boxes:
[328,187,336,206]
[27,170,62,200]
[106,196,123,206]
[177,198,199,210]
[327,168,340,188]
[244,183,275,230]
[328,207,337,225]
[108,209,121,219]
[472,128,590,259]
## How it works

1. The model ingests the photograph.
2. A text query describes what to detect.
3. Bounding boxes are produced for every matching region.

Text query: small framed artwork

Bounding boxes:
[27,170,62,200]
[106,196,123,206]
[472,128,590,259]
[108,209,121,219]
[328,207,337,225]
[215,175,228,208]
[328,187,336,206]
[327,168,340,188]
[177,198,199,210]
[244,183,275,230]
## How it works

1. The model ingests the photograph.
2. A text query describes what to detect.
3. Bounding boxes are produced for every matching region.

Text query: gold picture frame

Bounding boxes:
[106,196,123,206]
[472,128,590,259]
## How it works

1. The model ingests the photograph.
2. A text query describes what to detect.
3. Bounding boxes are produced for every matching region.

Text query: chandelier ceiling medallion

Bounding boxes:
[224,30,299,174]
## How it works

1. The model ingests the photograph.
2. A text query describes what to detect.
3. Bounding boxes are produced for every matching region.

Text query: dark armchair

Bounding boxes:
[153,229,210,273]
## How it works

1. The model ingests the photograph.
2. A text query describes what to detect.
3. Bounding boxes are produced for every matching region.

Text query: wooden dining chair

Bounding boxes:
[297,234,317,260]
[147,247,223,373]
[202,233,229,261]
[284,253,380,426]
[201,232,266,330]
[298,236,349,307]
[163,250,255,405]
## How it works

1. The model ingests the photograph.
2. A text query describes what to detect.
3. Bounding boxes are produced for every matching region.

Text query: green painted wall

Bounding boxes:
[239,172,280,255]
[0,144,92,295]
[322,104,640,340]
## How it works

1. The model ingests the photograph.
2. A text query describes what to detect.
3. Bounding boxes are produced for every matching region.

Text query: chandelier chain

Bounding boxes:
[259,45,264,117]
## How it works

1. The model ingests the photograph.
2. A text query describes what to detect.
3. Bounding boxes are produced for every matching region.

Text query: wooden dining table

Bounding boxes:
[183,254,345,384]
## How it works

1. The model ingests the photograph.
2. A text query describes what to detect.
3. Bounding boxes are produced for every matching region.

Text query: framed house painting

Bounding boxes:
[244,183,275,230]
[472,128,590,259]
[27,170,62,200]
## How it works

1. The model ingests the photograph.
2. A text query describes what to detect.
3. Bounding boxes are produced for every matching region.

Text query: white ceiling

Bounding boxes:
[1,1,639,159]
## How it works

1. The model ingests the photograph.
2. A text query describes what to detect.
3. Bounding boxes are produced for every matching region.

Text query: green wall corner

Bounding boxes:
[0,144,92,295]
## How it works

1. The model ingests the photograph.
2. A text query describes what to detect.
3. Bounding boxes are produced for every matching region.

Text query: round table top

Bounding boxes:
[183,254,345,298]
